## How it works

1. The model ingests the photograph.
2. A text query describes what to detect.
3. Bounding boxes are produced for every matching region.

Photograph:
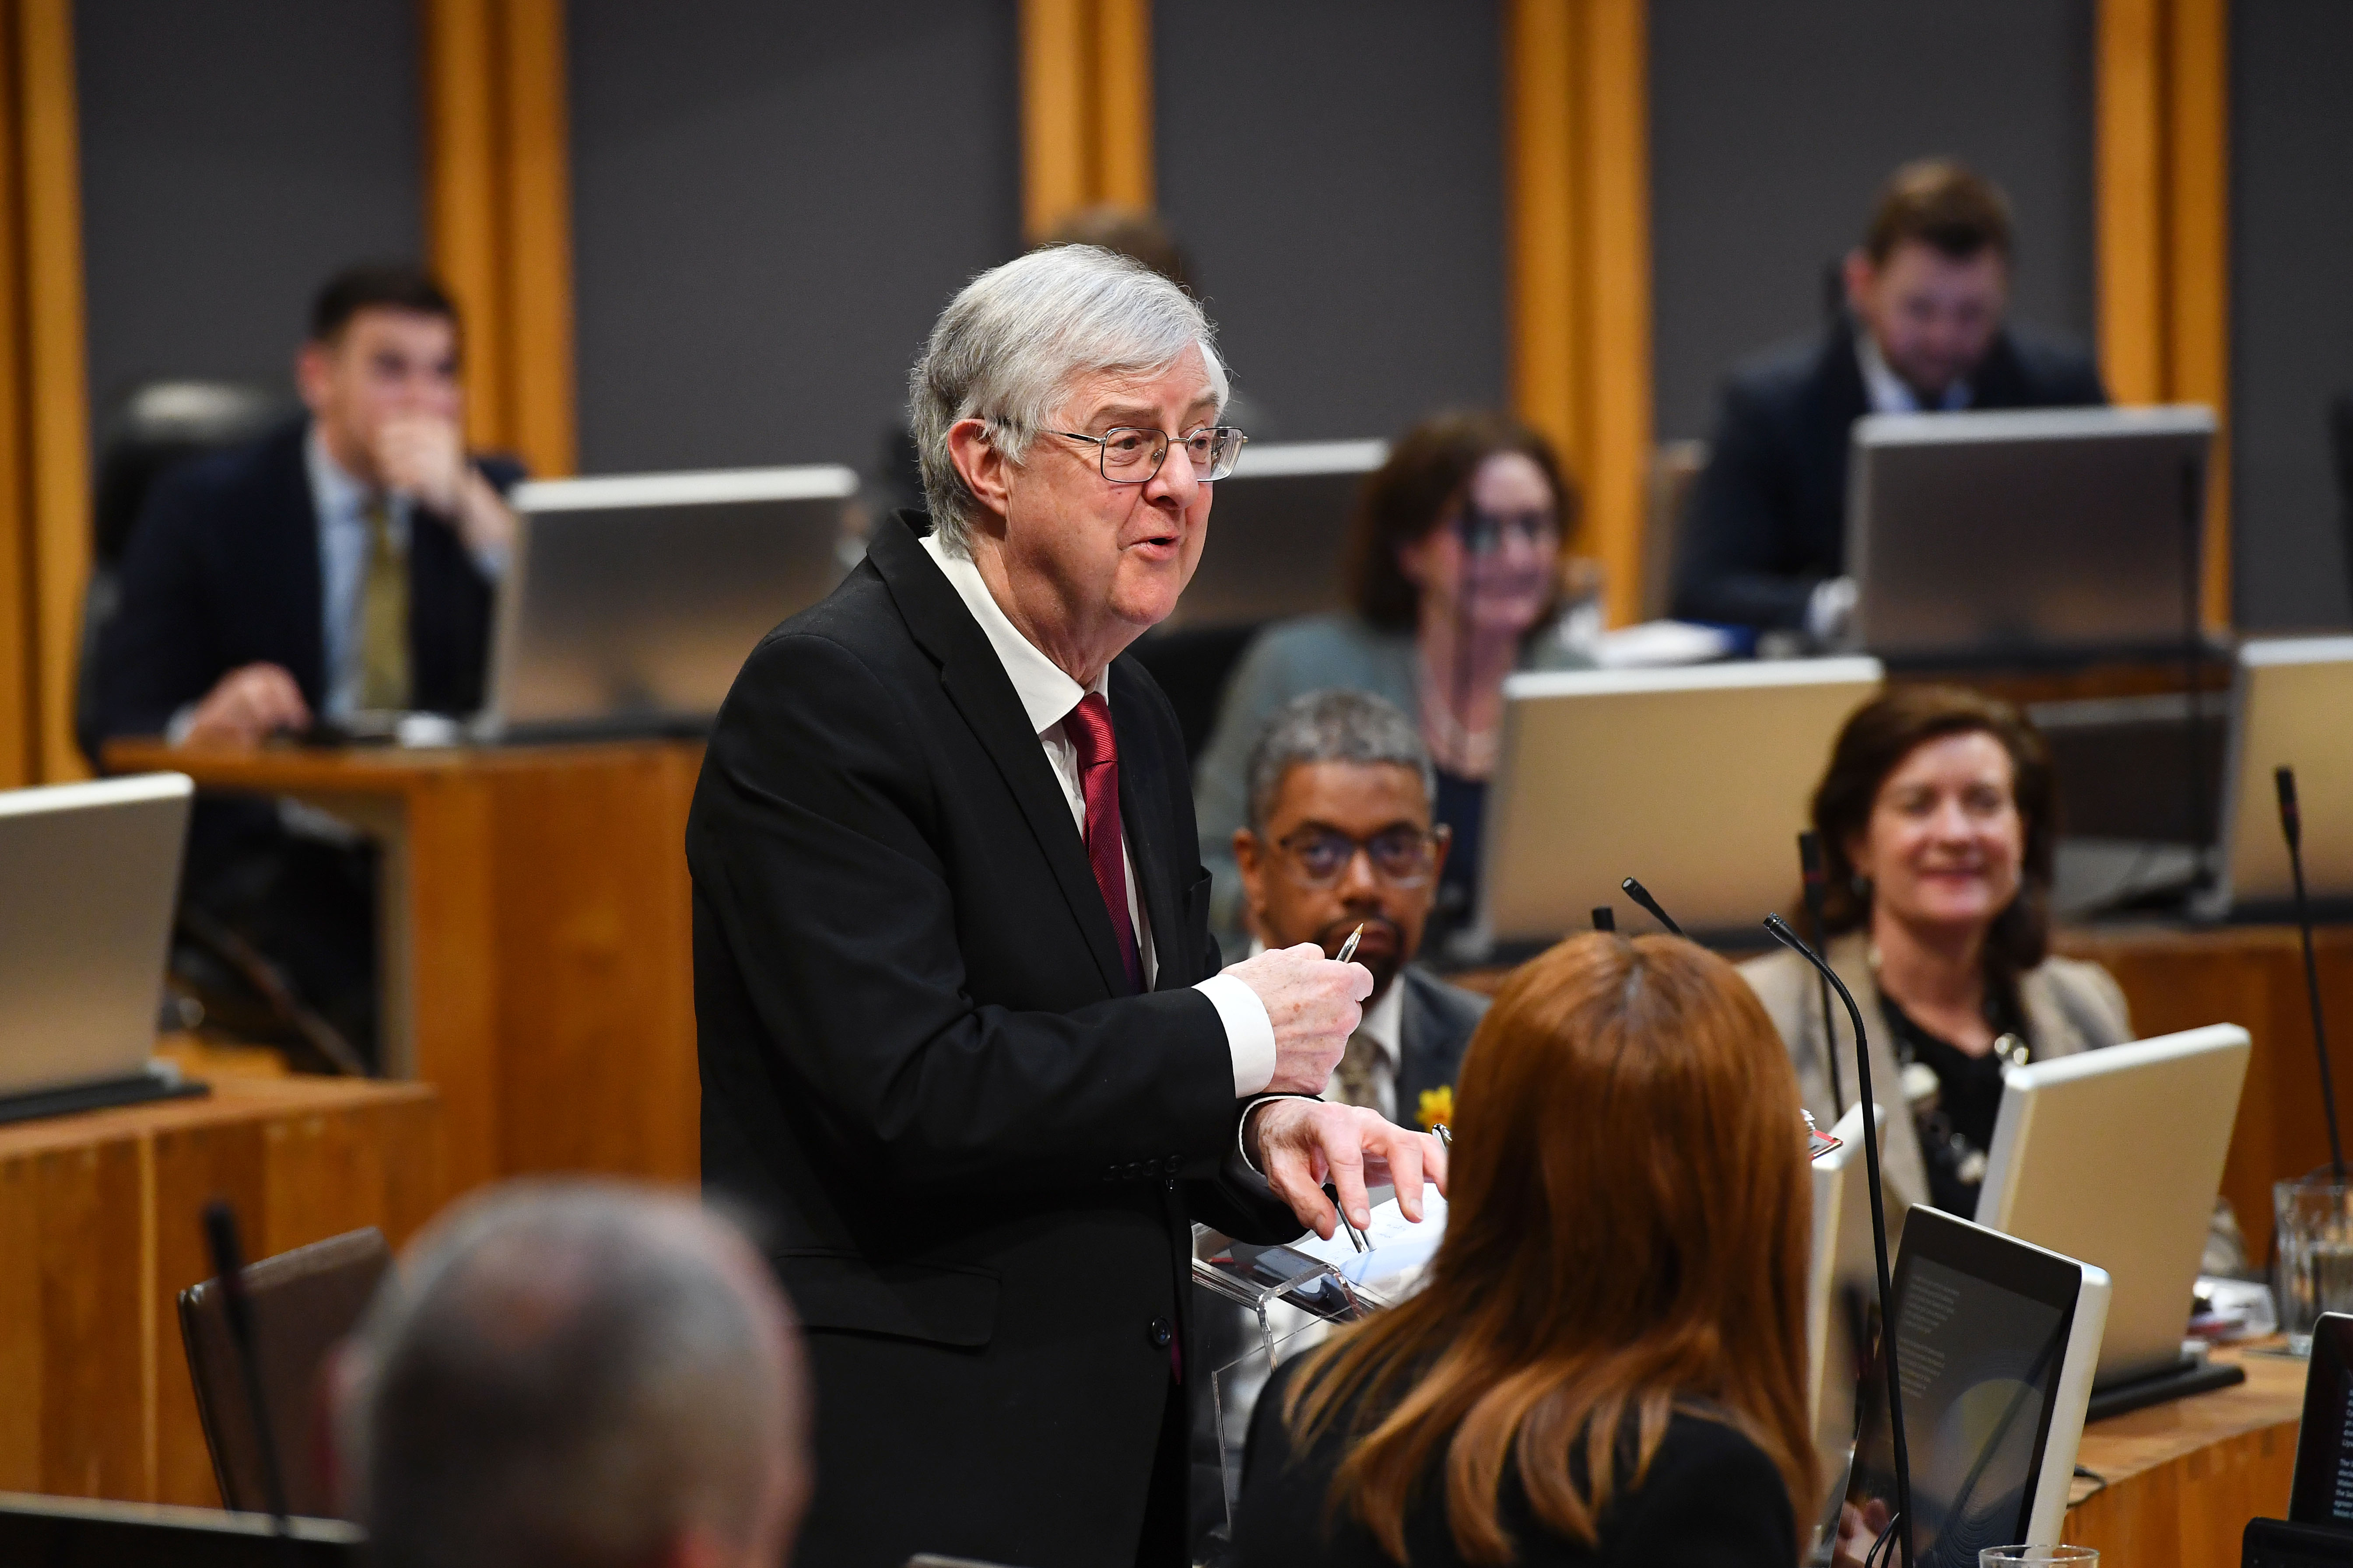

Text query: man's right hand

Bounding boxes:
[183,662,310,748]
[1221,941,1371,1093]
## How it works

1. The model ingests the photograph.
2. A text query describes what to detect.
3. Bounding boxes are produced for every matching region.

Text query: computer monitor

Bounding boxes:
[481,464,861,739]
[1806,1101,1882,1556]
[2198,637,2353,919]
[1477,658,1883,944]
[0,773,193,1114]
[1975,1024,2250,1394]
[1166,438,1385,628]
[1840,1207,2109,1568]
[1847,405,2214,665]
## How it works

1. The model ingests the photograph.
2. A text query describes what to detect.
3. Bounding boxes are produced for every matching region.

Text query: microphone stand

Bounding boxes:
[1799,832,1846,1115]
[1591,906,1616,932]
[1620,877,1683,937]
[203,1200,299,1558]
[2278,766,2346,1180]
[1764,914,1913,1568]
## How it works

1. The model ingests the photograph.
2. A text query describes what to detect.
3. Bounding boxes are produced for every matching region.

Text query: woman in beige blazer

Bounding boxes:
[1743,686,2132,1224]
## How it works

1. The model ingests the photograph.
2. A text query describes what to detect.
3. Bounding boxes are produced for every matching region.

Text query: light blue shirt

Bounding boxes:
[305,426,413,719]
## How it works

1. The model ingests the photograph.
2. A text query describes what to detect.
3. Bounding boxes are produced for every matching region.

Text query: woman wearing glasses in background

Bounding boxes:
[1195,412,1589,959]
[1232,933,1817,1568]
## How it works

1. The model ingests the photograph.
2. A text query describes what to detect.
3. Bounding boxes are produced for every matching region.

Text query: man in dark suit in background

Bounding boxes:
[689,245,1445,1568]
[1232,689,1487,1132]
[88,263,522,1064]
[1673,160,2108,638]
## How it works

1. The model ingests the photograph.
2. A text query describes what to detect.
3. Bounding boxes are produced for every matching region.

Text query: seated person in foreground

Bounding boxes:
[1196,412,1589,952]
[1673,159,2107,637]
[1742,686,2130,1221]
[1233,688,1488,1129]
[1233,932,1816,1568]
[337,1179,810,1568]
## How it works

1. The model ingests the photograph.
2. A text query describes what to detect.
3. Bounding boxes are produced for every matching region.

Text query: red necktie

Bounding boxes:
[1064,693,1144,994]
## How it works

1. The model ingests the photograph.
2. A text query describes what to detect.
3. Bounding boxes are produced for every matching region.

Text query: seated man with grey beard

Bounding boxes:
[1232,690,1488,1131]
[337,1180,809,1568]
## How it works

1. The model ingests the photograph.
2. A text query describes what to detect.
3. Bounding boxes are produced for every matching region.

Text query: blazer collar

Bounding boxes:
[868,512,1136,997]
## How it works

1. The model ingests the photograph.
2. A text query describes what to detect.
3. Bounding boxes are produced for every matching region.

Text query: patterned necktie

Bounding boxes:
[358,496,410,710]
[1331,1031,1382,1110]
[1063,693,1144,994]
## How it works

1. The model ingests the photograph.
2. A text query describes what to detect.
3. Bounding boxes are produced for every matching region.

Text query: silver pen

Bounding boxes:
[1336,923,1365,965]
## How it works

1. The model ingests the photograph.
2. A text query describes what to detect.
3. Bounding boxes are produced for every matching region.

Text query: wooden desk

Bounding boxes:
[0,1075,443,1507]
[106,739,702,1193]
[2065,1345,2300,1564]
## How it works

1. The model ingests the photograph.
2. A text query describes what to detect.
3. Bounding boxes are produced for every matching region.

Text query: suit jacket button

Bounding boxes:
[1148,1316,1174,1348]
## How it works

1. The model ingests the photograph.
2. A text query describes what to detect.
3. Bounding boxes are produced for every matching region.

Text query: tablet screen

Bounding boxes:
[2290,1312,2353,1525]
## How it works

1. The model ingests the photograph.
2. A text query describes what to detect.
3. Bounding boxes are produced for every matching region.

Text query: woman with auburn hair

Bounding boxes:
[1233,934,1815,1568]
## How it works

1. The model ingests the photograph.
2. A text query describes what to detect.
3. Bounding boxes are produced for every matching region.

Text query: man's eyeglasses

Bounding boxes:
[1275,825,1449,889]
[1049,425,1247,484]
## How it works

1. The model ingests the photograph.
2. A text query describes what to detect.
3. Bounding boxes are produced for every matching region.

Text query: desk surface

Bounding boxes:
[105,735,694,790]
[0,1071,435,1158]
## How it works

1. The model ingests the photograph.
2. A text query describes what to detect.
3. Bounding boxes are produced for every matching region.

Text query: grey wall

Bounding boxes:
[1154,2,1506,444]
[568,0,1021,476]
[2230,1,2353,630]
[75,0,421,429]
[1648,0,2097,442]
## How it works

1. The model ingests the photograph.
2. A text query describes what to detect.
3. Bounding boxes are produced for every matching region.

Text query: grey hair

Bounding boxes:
[341,1180,805,1568]
[908,243,1229,554]
[1245,689,1435,833]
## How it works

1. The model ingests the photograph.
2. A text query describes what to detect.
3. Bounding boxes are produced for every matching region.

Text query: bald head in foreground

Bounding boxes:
[339,1181,808,1568]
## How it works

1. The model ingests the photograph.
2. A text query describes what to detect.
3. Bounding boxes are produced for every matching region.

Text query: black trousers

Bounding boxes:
[1137,1374,1191,1568]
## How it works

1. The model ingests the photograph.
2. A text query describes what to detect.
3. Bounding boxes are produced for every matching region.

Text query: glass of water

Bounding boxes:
[1981,1548,2097,1566]
[2277,1180,2353,1355]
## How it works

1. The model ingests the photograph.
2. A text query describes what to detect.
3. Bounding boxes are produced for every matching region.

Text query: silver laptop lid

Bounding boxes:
[1847,405,2215,663]
[486,464,860,735]
[1168,438,1386,627]
[2203,637,2353,916]
[0,773,191,1099]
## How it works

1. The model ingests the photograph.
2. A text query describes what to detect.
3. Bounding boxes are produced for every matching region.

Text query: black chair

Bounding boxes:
[77,379,295,762]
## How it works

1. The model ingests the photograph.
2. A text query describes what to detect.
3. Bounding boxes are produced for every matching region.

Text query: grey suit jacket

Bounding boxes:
[1392,965,1487,1128]
[1741,931,2131,1224]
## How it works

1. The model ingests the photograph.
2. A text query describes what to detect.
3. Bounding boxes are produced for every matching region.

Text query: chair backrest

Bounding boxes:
[1641,439,1708,622]
[178,1226,393,1519]
[93,380,293,570]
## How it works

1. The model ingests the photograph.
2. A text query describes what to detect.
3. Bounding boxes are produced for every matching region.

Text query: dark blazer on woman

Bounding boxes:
[690,512,1303,1568]
[1234,1359,1797,1568]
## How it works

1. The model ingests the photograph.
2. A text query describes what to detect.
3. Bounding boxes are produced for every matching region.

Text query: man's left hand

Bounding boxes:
[1248,1099,1447,1241]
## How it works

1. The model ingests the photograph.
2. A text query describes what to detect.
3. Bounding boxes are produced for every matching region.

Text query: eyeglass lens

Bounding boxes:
[1455,506,1557,554]
[1284,827,1436,886]
[1098,426,1245,482]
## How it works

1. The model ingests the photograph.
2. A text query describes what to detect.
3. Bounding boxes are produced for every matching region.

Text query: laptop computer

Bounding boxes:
[1847,405,2214,665]
[1974,1024,2251,1414]
[0,1492,358,1566]
[1162,438,1385,628]
[0,772,200,1119]
[1477,658,1883,945]
[2196,637,2353,920]
[480,464,861,740]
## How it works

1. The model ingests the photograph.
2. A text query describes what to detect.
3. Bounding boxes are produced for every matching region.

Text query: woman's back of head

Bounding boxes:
[1289,933,1815,1564]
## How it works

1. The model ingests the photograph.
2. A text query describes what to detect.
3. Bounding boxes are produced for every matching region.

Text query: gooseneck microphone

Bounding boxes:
[1591,905,1616,932]
[2278,766,2346,1181]
[203,1200,296,1540]
[1798,832,1846,1115]
[1619,877,1683,937]
[1764,914,1913,1568]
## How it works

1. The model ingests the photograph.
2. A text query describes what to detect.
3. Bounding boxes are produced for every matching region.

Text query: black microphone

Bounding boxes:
[203,1200,295,1537]
[1764,914,1913,1568]
[1619,877,1683,936]
[1591,905,1616,932]
[1797,832,1846,1115]
[2278,766,2346,1181]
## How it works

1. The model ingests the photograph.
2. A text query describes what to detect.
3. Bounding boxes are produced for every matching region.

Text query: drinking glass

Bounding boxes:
[1980,1548,2097,1566]
[2276,1179,2353,1354]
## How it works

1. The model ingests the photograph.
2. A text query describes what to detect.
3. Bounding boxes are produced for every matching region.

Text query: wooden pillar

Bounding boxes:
[1020,0,1154,242]
[2098,0,2230,628]
[1506,0,1652,627]
[0,0,89,785]
[420,0,576,479]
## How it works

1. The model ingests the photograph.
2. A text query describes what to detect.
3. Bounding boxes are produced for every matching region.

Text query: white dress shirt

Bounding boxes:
[1857,331,1973,415]
[919,532,1276,1095]
[306,427,414,720]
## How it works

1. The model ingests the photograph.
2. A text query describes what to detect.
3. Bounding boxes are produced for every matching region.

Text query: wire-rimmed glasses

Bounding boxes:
[1048,425,1247,484]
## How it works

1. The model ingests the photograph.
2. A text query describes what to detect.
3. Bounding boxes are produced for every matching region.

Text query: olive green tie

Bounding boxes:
[1331,1030,1382,1111]
[358,496,410,711]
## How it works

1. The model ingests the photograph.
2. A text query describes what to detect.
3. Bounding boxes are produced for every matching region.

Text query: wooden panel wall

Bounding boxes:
[2098,0,2231,628]
[1019,0,1153,241]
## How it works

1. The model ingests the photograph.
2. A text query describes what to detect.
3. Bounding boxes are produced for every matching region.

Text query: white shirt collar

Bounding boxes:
[305,423,371,524]
[919,530,1105,731]
[1856,329,1972,415]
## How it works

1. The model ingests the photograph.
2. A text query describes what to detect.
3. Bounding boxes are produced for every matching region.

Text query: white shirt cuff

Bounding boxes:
[1195,972,1276,1096]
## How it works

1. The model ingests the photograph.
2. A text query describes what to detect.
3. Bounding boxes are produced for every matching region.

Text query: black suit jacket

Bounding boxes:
[1235,1359,1797,1568]
[1391,965,1487,1129]
[1672,318,2108,631]
[88,417,519,751]
[689,512,1301,1568]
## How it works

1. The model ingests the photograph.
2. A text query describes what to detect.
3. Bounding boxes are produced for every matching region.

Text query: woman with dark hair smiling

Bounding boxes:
[1743,685,2131,1221]
[1193,411,1588,955]
[1233,934,1815,1568]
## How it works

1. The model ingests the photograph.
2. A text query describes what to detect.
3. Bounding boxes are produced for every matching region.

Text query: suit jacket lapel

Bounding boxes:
[868,514,1130,997]
[267,423,329,705]
[1109,661,1186,990]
